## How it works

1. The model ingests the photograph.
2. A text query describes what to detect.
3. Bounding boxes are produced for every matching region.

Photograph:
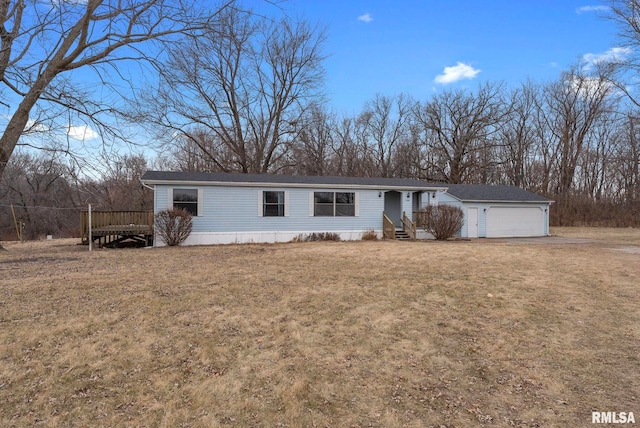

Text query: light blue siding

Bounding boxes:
[154,182,549,243]
[156,185,386,234]
[437,193,465,237]
[438,193,550,238]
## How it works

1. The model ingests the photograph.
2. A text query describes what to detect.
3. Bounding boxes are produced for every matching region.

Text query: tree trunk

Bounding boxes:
[0,67,56,180]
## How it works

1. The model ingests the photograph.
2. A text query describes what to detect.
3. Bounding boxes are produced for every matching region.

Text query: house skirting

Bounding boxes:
[154,229,384,246]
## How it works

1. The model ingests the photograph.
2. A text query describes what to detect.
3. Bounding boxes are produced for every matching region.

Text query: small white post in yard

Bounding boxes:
[88,203,92,252]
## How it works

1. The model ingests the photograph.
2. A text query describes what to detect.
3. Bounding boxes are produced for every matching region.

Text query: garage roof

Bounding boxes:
[445,184,552,203]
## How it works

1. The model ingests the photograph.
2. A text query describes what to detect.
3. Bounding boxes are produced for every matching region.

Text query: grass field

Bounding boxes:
[1,228,639,427]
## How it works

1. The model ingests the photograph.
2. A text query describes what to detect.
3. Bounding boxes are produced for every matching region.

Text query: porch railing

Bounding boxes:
[80,210,154,244]
[382,212,395,239]
[402,211,416,240]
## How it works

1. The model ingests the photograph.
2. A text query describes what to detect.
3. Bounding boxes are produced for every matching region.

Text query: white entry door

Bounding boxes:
[467,207,478,238]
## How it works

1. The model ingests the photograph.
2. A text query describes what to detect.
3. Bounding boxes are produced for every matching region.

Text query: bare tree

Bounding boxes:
[165,131,240,173]
[358,93,415,177]
[330,116,373,177]
[614,113,640,204]
[605,1,640,107]
[575,113,620,201]
[290,104,335,176]
[0,151,79,239]
[497,82,541,188]
[540,65,617,196]
[97,153,153,210]
[138,7,326,174]
[413,82,508,183]
[0,0,235,182]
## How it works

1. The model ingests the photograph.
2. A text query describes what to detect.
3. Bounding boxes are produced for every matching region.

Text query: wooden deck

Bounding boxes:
[80,211,154,247]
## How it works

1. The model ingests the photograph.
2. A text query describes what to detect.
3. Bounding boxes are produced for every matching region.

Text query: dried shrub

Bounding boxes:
[292,232,342,242]
[416,205,464,240]
[154,208,193,246]
[361,229,379,241]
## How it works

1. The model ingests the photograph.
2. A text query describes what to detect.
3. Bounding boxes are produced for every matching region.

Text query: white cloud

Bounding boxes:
[357,13,373,23]
[24,119,49,134]
[583,47,632,68]
[576,5,609,14]
[434,62,481,84]
[568,75,617,99]
[67,124,98,141]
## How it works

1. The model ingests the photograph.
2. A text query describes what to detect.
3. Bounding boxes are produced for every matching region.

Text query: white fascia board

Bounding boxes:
[140,179,445,192]
[457,199,553,204]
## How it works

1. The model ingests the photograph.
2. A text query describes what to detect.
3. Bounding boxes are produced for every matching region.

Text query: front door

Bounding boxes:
[468,207,479,238]
[384,191,402,227]
[412,192,421,221]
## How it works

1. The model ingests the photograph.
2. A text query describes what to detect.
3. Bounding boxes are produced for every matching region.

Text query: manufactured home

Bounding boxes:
[140,171,552,246]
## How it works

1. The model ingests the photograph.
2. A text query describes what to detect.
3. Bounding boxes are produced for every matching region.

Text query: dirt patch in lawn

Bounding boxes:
[610,247,640,254]
[492,236,599,245]
[1,231,639,427]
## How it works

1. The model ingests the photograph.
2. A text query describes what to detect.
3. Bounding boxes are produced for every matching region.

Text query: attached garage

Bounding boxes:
[440,184,553,238]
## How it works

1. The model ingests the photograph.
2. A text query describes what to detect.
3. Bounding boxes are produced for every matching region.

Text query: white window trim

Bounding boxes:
[311,191,358,217]
[197,188,204,217]
[168,187,202,217]
[284,191,290,217]
[354,192,359,217]
[260,190,289,217]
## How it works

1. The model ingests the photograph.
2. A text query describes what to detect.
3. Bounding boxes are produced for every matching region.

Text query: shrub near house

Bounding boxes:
[416,205,464,240]
[154,208,193,246]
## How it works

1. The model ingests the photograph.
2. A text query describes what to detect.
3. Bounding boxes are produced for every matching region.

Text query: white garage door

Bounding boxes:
[486,207,544,237]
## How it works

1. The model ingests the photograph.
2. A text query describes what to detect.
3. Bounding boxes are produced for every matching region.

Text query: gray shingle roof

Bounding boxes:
[141,171,446,190]
[141,171,552,203]
[445,184,552,203]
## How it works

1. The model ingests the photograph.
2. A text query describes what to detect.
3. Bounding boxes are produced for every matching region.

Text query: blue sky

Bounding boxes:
[2,0,623,158]
[250,0,621,114]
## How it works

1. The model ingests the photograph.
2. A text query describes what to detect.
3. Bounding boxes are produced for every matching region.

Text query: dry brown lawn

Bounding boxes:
[1,228,639,427]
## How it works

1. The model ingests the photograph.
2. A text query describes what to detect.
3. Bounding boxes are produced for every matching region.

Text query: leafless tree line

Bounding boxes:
[158,64,639,226]
[3,0,640,239]
[0,152,153,240]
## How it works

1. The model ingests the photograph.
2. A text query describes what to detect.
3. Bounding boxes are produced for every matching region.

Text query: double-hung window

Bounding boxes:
[259,191,288,217]
[173,188,199,216]
[263,191,285,217]
[314,192,356,216]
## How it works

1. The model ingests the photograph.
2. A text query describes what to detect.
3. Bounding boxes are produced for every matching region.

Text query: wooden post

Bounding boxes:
[88,204,93,252]
[10,204,20,241]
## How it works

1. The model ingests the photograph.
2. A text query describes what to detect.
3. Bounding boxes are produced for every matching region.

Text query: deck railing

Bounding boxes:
[382,212,395,240]
[402,211,416,240]
[80,210,154,244]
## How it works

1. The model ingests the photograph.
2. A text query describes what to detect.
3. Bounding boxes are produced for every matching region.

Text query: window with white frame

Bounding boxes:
[172,188,199,216]
[313,192,355,216]
[263,191,285,217]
